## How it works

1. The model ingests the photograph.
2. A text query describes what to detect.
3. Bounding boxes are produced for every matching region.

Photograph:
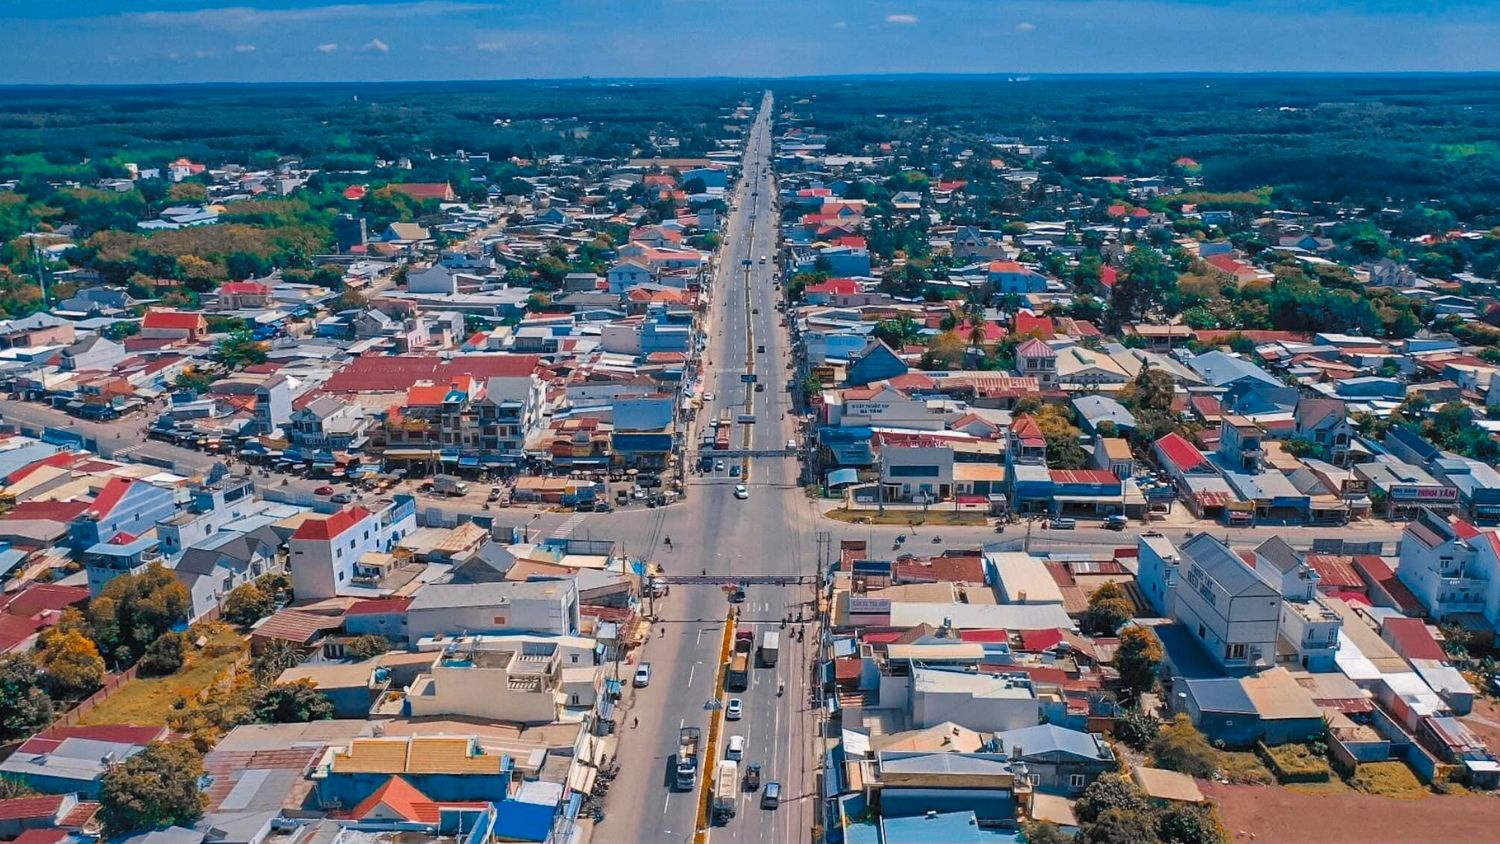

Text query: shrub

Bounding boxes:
[221,582,275,626]
[1115,706,1161,750]
[139,632,188,677]
[1152,714,1219,778]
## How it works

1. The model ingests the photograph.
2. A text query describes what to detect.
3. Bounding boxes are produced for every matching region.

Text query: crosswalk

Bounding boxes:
[550,512,589,539]
[111,443,148,459]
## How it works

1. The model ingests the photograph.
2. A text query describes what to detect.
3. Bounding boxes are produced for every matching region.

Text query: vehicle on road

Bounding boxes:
[715,459,725,471]
[727,650,750,691]
[431,474,469,496]
[759,255,767,263]
[730,465,741,477]
[726,735,745,760]
[314,485,335,496]
[593,501,612,513]
[734,484,749,499]
[1051,517,1077,530]
[741,259,752,267]
[787,439,798,451]
[487,487,502,502]
[1105,514,1128,531]
[754,383,765,392]
[761,781,781,810]
[757,344,765,353]
[758,630,779,667]
[726,698,743,721]
[743,762,761,791]
[331,492,354,504]
[704,392,716,401]
[713,761,738,823]
[633,662,652,688]
[675,727,701,790]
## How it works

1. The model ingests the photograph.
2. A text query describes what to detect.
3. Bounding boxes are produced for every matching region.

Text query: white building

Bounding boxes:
[1173,534,1279,675]
[287,497,417,600]
[1397,508,1498,624]
[910,666,1039,733]
[1251,537,1342,672]
[406,580,581,640]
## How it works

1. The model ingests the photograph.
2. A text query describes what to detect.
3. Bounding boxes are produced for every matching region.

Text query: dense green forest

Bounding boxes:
[0,79,750,178]
[781,75,1500,225]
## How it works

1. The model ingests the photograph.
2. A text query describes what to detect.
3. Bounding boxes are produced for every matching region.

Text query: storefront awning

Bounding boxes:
[826,468,858,487]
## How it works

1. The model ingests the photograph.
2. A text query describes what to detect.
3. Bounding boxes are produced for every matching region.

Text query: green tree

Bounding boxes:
[139,632,188,677]
[1020,821,1072,844]
[251,639,305,682]
[1110,246,1177,328]
[99,741,206,837]
[216,329,267,369]
[222,582,276,626]
[0,774,38,799]
[1152,714,1219,778]
[91,564,191,668]
[345,634,390,661]
[1115,626,1163,694]
[251,681,335,723]
[1081,808,1160,844]
[37,628,105,698]
[1158,804,1229,844]
[1282,437,1318,458]
[1115,706,1161,750]
[0,652,54,740]
[1081,581,1133,635]
[1074,773,1150,823]
[174,368,215,393]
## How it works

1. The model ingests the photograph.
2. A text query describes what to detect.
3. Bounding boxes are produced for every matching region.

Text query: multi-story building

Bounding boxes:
[376,374,546,473]
[1173,533,1280,675]
[1250,537,1342,671]
[405,580,581,641]
[287,497,417,600]
[1398,508,1497,623]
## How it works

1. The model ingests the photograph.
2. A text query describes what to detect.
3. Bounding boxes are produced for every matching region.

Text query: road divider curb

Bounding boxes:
[695,606,738,842]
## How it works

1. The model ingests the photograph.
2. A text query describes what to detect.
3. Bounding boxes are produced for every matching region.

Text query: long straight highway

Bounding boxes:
[603,92,822,844]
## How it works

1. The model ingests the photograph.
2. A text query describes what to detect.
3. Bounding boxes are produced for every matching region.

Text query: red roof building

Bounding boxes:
[292,506,372,542]
[140,309,208,339]
[386,183,456,202]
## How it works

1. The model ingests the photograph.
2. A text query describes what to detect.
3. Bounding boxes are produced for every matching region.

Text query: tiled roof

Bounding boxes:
[1305,554,1363,591]
[352,775,436,823]
[332,736,505,775]
[16,724,168,755]
[141,309,205,330]
[252,609,343,645]
[0,795,64,821]
[292,506,371,542]
[322,355,541,395]
[1155,432,1208,472]
[84,477,134,519]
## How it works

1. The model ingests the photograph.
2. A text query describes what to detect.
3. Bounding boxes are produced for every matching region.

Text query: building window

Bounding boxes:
[1226,643,1247,661]
[1069,774,1087,789]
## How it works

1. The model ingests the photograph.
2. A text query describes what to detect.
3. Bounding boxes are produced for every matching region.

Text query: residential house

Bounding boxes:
[140,309,208,342]
[173,525,284,622]
[992,724,1115,795]
[909,666,1039,733]
[1292,397,1354,466]
[0,725,170,796]
[1397,508,1499,625]
[405,580,580,640]
[988,261,1048,295]
[1013,338,1057,390]
[286,497,416,601]
[1172,533,1280,675]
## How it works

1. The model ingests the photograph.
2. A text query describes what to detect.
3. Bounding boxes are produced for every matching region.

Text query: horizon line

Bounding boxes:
[4,69,1500,90]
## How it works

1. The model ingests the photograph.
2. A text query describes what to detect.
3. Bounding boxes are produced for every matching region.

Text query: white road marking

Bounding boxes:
[687,664,696,687]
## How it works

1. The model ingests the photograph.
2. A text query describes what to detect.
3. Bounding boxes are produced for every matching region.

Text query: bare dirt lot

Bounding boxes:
[1203,781,1500,843]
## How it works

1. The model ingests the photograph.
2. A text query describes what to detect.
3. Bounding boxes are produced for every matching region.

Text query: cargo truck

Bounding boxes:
[713,760,739,822]
[758,631,779,667]
[727,651,749,691]
[675,727,701,790]
[431,474,469,496]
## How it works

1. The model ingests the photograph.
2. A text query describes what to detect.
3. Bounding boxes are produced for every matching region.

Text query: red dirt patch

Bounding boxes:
[1202,781,1500,843]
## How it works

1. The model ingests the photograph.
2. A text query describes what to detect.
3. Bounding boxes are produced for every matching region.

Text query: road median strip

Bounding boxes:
[694,605,738,842]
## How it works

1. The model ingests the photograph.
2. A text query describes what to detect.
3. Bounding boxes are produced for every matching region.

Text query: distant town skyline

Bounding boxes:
[3,0,1499,85]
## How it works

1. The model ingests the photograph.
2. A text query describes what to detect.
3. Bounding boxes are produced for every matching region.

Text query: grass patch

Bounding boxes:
[1286,780,1354,796]
[1214,750,1276,785]
[824,508,988,526]
[1261,742,1332,783]
[1349,762,1428,799]
[80,625,246,727]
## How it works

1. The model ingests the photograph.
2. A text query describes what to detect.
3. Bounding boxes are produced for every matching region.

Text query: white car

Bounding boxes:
[726,698,743,721]
[734,485,749,500]
[726,735,745,760]
[633,663,652,688]
[704,392,716,402]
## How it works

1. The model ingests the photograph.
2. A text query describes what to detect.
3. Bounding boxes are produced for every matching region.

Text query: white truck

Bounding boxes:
[712,760,739,822]
[431,474,469,496]
[758,630,780,667]
[675,726,701,790]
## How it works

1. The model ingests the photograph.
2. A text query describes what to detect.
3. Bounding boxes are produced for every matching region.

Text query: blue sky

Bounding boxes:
[3,0,1498,84]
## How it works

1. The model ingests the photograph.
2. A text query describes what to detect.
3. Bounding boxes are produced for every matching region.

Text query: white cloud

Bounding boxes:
[315,42,339,52]
[127,2,488,31]
[832,20,847,30]
[233,43,256,52]
[476,40,505,52]
[1015,21,1036,32]
[885,13,918,25]
[362,38,390,53]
